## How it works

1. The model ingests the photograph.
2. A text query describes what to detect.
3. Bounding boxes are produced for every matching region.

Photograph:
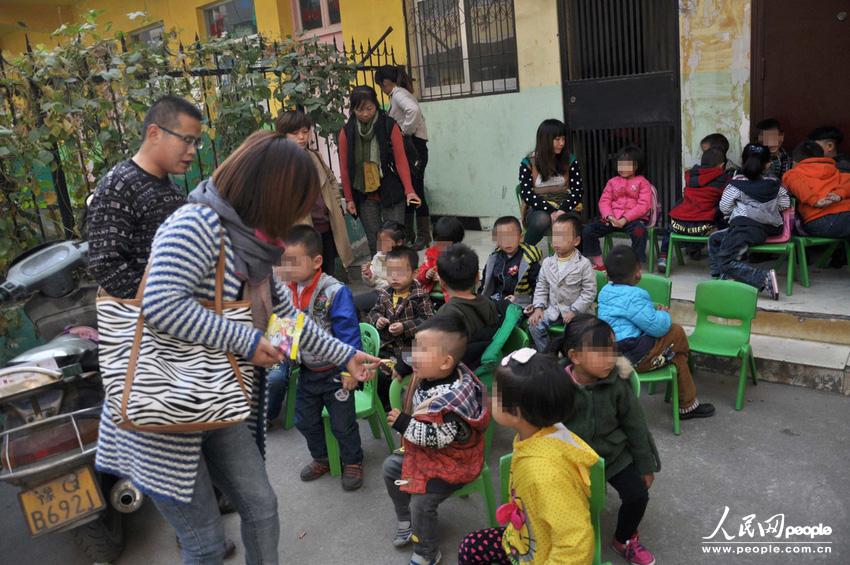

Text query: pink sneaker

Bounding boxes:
[612,533,656,565]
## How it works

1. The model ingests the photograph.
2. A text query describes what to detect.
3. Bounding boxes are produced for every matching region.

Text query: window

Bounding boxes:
[204,0,257,39]
[129,23,165,47]
[405,0,518,101]
[294,0,341,34]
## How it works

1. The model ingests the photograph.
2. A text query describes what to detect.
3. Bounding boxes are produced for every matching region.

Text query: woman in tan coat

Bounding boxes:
[276,110,354,273]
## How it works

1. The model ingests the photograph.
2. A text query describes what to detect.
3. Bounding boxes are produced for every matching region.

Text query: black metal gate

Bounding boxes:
[557,0,681,221]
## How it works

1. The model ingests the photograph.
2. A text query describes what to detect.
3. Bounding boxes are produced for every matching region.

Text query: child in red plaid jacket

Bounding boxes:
[384,317,489,565]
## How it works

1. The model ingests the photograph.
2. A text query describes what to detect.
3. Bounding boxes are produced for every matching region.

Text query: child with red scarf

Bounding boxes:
[276,225,365,491]
[416,216,465,297]
[656,147,731,272]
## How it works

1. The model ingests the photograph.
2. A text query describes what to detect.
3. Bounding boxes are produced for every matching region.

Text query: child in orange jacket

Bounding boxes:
[782,141,850,239]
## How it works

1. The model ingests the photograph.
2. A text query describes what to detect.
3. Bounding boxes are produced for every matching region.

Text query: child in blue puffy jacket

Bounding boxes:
[597,245,715,421]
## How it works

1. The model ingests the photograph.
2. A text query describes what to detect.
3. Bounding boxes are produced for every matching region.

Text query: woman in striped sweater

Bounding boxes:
[95,131,379,564]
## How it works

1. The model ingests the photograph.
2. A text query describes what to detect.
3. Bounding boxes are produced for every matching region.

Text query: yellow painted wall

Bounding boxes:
[1,0,295,52]
[338,0,407,61]
[679,0,751,167]
[514,0,561,89]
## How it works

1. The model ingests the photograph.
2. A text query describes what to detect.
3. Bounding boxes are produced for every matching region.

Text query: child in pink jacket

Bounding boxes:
[582,145,654,268]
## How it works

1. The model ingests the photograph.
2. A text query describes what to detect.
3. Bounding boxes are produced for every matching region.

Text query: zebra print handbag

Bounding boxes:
[96,239,254,432]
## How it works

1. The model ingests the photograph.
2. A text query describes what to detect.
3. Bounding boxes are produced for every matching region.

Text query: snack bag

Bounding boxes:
[266,312,306,363]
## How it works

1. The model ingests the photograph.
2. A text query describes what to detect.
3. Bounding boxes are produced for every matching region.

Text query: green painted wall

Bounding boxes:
[421,84,563,221]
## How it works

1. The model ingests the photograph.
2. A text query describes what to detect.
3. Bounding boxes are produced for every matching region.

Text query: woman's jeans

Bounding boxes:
[151,424,279,565]
[359,199,406,255]
[523,209,552,246]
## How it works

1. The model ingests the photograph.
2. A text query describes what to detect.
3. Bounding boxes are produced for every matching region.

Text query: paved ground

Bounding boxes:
[1,373,848,564]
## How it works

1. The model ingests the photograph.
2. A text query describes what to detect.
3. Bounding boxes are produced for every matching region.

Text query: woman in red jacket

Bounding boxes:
[338,86,419,255]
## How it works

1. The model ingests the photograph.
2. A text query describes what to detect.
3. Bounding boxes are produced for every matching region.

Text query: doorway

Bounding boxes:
[751,0,850,151]
[557,0,682,219]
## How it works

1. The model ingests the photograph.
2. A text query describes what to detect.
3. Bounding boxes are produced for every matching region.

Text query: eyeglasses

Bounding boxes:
[157,124,204,149]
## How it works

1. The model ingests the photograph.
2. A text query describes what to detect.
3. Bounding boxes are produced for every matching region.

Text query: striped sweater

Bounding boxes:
[95,204,355,503]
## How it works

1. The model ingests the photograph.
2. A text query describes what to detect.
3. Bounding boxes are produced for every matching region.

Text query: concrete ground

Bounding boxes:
[2,232,848,564]
[1,374,848,565]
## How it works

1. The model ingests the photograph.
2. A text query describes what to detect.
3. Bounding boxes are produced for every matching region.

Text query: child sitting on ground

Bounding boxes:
[599,245,715,420]
[782,141,850,239]
[657,147,731,272]
[479,215,542,313]
[528,214,596,352]
[708,144,790,299]
[582,145,655,267]
[809,126,850,173]
[368,246,435,409]
[754,118,791,178]
[277,225,365,490]
[354,220,407,314]
[434,243,499,369]
[457,348,598,565]
[384,317,490,565]
[417,216,465,295]
[560,315,661,565]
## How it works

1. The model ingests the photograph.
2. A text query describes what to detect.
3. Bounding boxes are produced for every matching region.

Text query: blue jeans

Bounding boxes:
[804,212,850,239]
[266,365,290,422]
[295,368,362,465]
[529,312,564,353]
[151,424,279,565]
[707,219,776,289]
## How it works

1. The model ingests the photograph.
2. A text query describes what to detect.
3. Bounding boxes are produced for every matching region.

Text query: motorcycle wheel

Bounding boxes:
[69,505,124,563]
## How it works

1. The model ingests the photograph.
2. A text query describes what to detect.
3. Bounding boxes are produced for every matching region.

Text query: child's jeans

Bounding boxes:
[295,368,362,465]
[458,528,512,564]
[609,463,650,543]
[383,453,454,560]
[708,218,780,289]
[266,365,290,423]
[633,323,698,411]
[583,219,648,263]
[529,312,564,353]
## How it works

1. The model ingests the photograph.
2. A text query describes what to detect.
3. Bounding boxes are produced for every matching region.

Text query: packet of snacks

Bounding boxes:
[265,312,306,363]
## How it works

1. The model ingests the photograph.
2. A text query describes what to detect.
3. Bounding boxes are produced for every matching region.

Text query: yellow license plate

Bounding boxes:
[18,465,105,537]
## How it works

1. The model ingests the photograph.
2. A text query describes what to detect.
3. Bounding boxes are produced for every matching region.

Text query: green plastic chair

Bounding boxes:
[500,453,611,565]
[793,235,850,287]
[323,323,395,477]
[630,274,680,434]
[282,365,299,430]
[635,273,672,307]
[389,376,498,527]
[687,280,759,410]
[547,270,609,337]
[603,227,659,268]
[664,232,710,277]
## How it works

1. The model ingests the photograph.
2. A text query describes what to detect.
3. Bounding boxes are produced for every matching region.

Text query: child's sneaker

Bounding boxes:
[656,255,667,273]
[341,463,363,491]
[299,459,330,482]
[612,533,655,565]
[392,521,413,547]
[410,550,441,565]
[592,264,607,272]
[764,269,780,300]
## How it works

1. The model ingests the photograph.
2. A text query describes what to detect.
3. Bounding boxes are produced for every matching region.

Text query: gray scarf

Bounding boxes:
[187,179,283,285]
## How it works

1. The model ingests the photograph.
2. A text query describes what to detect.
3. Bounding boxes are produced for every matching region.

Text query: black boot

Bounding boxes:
[413,215,432,251]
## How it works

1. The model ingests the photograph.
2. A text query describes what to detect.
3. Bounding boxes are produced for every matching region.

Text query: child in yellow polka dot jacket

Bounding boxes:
[457,349,598,565]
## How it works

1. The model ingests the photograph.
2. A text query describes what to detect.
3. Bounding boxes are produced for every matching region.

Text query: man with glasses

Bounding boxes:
[87,95,203,299]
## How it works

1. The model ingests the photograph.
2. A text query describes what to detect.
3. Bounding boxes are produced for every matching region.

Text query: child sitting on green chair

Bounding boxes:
[560,315,660,565]
[598,245,715,422]
[383,317,489,565]
[458,348,598,565]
